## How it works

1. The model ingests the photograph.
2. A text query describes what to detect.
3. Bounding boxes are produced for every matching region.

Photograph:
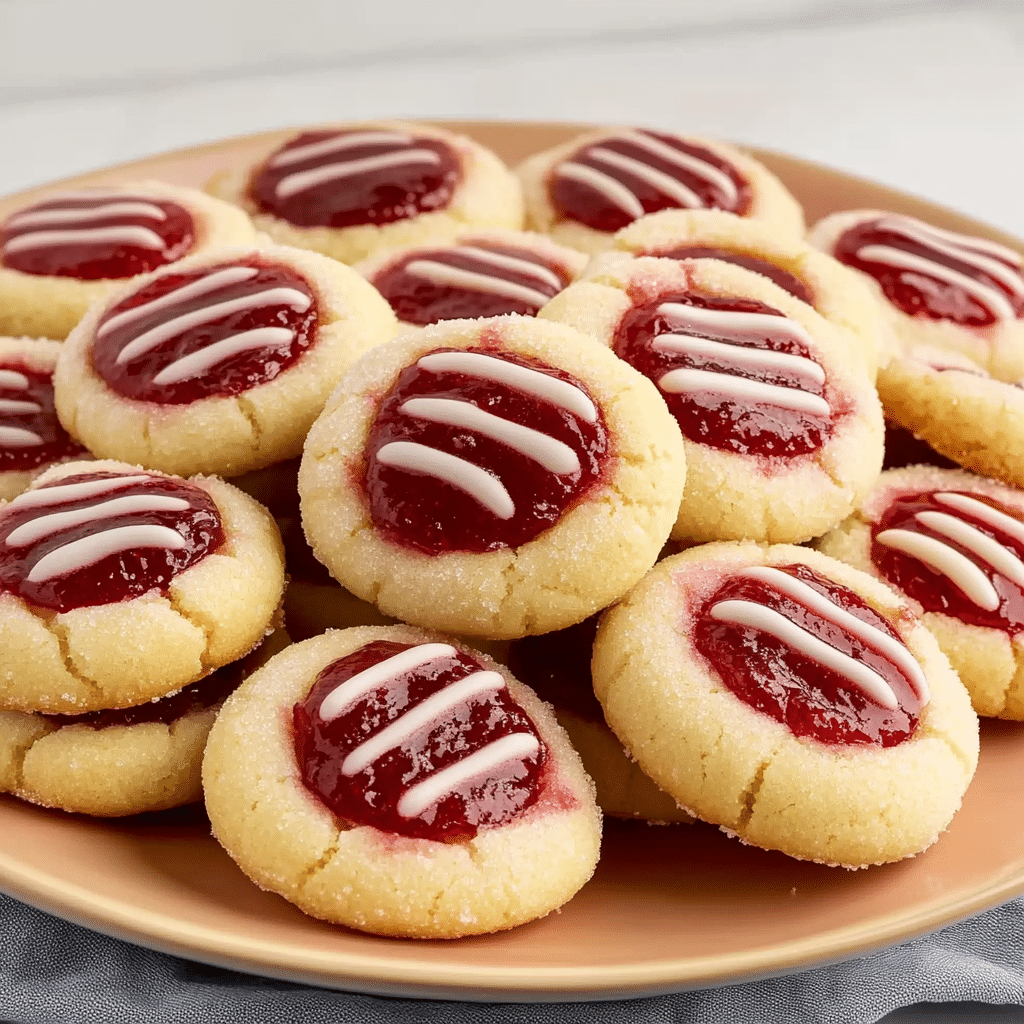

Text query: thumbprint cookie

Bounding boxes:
[298,315,687,638]
[817,466,1024,720]
[0,337,87,501]
[809,210,1024,381]
[592,543,978,867]
[207,120,524,265]
[354,228,586,328]
[53,242,398,479]
[202,625,601,938]
[0,458,285,713]
[516,127,804,255]
[0,181,256,340]
[539,254,883,544]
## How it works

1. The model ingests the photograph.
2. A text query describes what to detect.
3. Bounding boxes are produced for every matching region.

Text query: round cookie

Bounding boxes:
[516,127,804,254]
[53,241,399,479]
[0,336,88,501]
[202,624,602,938]
[808,210,1024,381]
[298,314,687,638]
[354,228,586,328]
[538,253,884,544]
[591,542,979,867]
[0,458,285,713]
[816,465,1024,720]
[609,208,891,377]
[206,120,524,266]
[0,181,257,340]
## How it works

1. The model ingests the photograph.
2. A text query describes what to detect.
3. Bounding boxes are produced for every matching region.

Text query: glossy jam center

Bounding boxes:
[872,489,1024,633]
[613,291,832,456]
[551,130,751,233]
[371,241,571,325]
[832,215,1024,327]
[91,259,319,404]
[0,193,194,280]
[293,640,546,841]
[0,362,85,473]
[0,470,224,612]
[249,128,462,229]
[652,245,813,304]
[693,563,925,746]
[364,345,609,554]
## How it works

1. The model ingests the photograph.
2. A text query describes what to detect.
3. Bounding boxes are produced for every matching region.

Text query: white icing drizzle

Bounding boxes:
[554,162,645,220]
[267,130,414,169]
[12,474,152,510]
[934,492,1024,547]
[0,398,43,415]
[587,147,702,209]
[0,370,29,389]
[875,528,1000,610]
[396,732,541,819]
[26,524,187,584]
[658,367,831,416]
[740,566,929,702]
[915,510,1024,588]
[624,131,740,206]
[400,397,580,474]
[448,246,563,290]
[114,287,312,365]
[6,493,189,548]
[416,351,598,423]
[97,265,260,338]
[656,302,818,352]
[0,426,42,447]
[5,201,167,230]
[342,670,505,776]
[3,225,166,256]
[652,334,826,384]
[709,599,900,710]
[401,259,552,309]
[376,441,515,519]
[318,643,457,722]
[151,326,294,386]
[274,149,443,201]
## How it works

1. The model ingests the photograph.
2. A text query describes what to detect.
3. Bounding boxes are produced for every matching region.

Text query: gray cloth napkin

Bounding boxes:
[0,893,1021,1024]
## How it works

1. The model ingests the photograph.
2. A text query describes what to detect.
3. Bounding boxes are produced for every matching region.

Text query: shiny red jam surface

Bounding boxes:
[881,422,957,472]
[614,291,832,457]
[0,470,224,612]
[371,242,570,325]
[832,216,1024,327]
[249,128,462,229]
[551,130,751,233]
[694,563,924,746]
[652,245,813,304]
[91,258,318,404]
[364,346,610,554]
[0,362,85,473]
[872,490,1024,633]
[293,640,547,841]
[0,193,194,280]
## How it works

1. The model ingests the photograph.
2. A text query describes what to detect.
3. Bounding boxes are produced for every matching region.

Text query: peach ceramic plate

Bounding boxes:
[0,122,1023,1003]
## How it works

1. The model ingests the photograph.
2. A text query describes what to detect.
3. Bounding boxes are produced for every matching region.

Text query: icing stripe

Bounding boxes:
[3,225,166,255]
[400,397,580,474]
[0,370,29,389]
[396,731,541,819]
[342,670,505,776]
[417,351,598,423]
[376,441,515,519]
[709,599,900,709]
[275,149,443,201]
[656,302,818,350]
[151,326,294,385]
[658,367,831,415]
[402,260,553,308]
[0,399,43,415]
[0,426,42,447]
[267,130,414,169]
[26,524,187,583]
[934,492,1024,547]
[651,333,826,384]
[319,643,457,722]
[13,475,152,510]
[624,132,739,206]
[875,528,1000,610]
[588,147,702,209]
[554,162,645,220]
[915,510,1024,587]
[6,201,167,230]
[449,246,563,290]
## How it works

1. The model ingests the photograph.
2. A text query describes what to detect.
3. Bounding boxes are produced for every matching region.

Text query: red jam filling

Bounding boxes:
[694,563,924,746]
[651,245,813,304]
[0,193,194,280]
[871,490,1024,633]
[249,128,462,229]
[0,362,85,473]
[370,242,570,325]
[0,470,224,612]
[550,130,751,233]
[91,258,319,404]
[613,291,832,456]
[832,217,1024,327]
[881,422,957,472]
[364,346,609,554]
[293,640,547,841]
